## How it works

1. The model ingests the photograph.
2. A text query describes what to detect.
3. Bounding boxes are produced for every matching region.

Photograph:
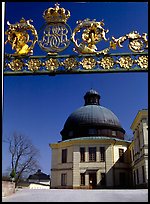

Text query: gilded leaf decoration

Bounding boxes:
[99,56,114,69]
[80,57,96,70]
[117,56,134,69]
[45,59,59,71]
[27,59,41,71]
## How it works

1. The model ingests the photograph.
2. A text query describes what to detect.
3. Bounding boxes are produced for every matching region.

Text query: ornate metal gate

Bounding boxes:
[4,3,148,76]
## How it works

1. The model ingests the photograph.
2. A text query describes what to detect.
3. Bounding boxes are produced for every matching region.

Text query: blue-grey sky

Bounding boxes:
[2,2,148,175]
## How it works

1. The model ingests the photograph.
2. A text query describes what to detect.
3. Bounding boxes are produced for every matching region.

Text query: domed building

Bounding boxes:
[61,89,125,141]
[50,89,132,189]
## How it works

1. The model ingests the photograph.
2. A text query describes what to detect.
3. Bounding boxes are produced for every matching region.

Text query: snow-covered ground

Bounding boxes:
[2,188,148,202]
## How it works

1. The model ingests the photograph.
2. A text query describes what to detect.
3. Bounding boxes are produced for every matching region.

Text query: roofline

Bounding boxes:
[49,136,131,148]
[130,109,148,130]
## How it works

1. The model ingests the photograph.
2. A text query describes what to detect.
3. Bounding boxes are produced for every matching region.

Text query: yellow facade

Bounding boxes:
[50,138,132,189]
[129,109,148,188]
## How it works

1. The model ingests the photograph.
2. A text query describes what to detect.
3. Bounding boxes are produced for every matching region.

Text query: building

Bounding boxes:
[27,169,50,189]
[50,89,134,189]
[129,109,148,188]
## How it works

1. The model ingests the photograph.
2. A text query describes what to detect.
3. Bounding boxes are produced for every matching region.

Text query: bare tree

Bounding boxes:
[6,132,40,186]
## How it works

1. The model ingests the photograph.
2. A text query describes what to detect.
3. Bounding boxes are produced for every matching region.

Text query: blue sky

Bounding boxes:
[2,2,148,175]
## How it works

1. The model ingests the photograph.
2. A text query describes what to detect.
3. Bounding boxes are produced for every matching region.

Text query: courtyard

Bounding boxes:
[2,188,148,202]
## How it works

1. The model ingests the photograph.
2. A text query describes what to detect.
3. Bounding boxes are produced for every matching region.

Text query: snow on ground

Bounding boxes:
[2,188,148,202]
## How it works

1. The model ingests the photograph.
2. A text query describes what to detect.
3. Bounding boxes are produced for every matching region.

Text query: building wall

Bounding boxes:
[51,144,73,188]
[50,139,131,189]
[2,181,15,197]
[130,109,148,188]
[29,182,50,189]
[28,179,50,189]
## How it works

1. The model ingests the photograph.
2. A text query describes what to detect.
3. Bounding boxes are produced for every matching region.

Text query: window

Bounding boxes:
[100,147,105,162]
[112,130,116,136]
[89,147,96,162]
[142,166,145,183]
[100,173,106,186]
[62,149,67,163]
[136,169,139,184]
[80,147,85,162]
[119,148,124,162]
[80,173,85,185]
[61,173,67,186]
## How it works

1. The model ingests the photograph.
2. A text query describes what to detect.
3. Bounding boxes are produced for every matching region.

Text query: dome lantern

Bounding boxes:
[84,89,100,106]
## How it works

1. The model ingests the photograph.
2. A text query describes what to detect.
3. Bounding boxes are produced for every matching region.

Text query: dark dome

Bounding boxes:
[61,89,125,141]
[64,105,122,128]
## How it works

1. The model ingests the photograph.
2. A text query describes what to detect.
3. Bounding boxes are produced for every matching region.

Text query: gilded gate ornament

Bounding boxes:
[27,59,41,72]
[8,59,24,71]
[4,3,148,75]
[80,57,97,69]
[63,58,78,70]
[136,56,148,69]
[71,19,110,54]
[5,18,38,56]
[116,56,134,69]
[98,56,114,69]
[110,31,148,53]
[38,3,72,55]
[45,58,59,71]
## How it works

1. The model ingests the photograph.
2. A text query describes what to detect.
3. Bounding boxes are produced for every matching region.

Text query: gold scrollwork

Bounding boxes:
[98,56,114,69]
[80,57,96,69]
[5,18,38,56]
[63,58,78,70]
[110,31,148,53]
[136,56,148,69]
[72,19,109,54]
[8,59,24,71]
[27,59,41,71]
[117,56,134,69]
[45,58,59,71]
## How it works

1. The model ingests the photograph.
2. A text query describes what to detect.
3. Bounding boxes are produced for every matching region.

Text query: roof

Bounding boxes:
[27,169,50,180]
[50,136,131,148]
[64,105,122,128]
[85,89,99,95]
[62,136,131,143]
[130,109,148,130]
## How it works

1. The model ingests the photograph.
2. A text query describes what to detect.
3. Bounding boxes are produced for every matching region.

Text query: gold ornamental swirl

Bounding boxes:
[71,19,110,54]
[110,31,148,53]
[5,18,38,56]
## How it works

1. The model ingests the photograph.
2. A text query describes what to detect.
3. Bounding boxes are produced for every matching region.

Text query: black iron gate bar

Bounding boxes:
[4,52,148,76]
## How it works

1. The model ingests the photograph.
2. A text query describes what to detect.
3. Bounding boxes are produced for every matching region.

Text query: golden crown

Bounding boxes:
[43,3,70,23]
